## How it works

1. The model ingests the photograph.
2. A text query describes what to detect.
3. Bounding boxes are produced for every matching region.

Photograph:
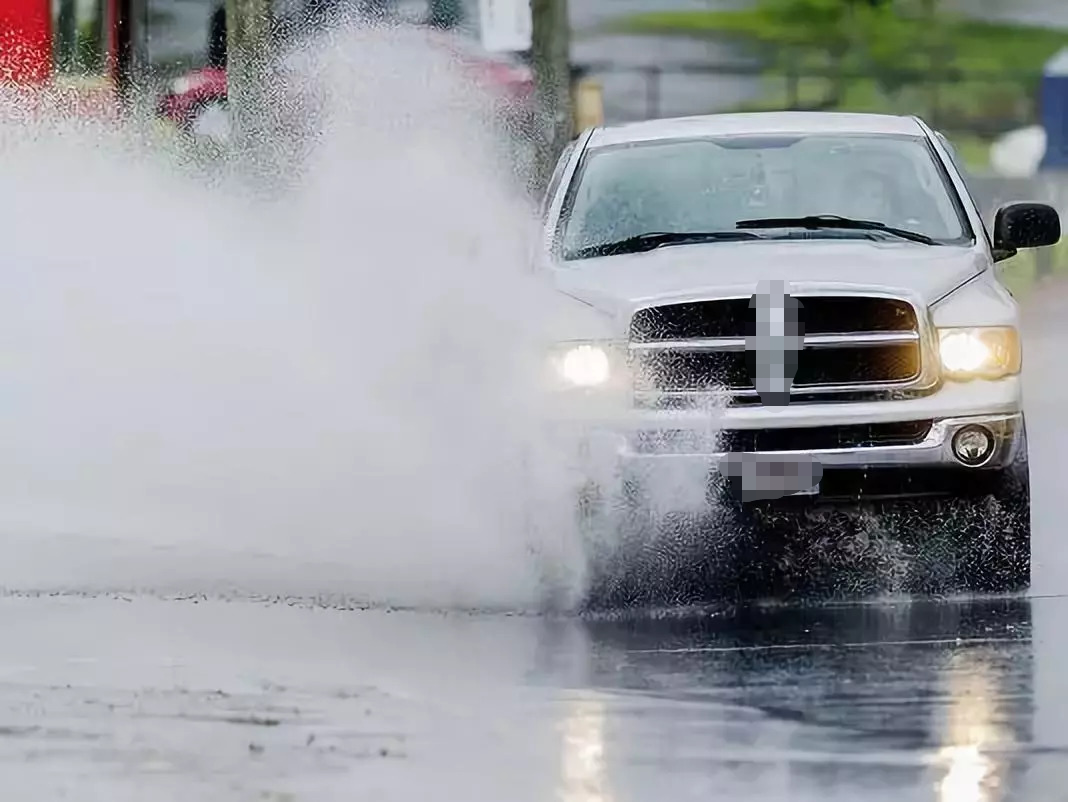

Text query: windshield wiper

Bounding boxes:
[566,231,764,259]
[734,214,937,245]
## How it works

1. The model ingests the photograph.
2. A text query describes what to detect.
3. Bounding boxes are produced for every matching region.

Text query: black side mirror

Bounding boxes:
[992,202,1061,262]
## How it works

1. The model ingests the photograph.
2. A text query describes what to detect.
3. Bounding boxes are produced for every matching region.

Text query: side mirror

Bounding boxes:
[992,202,1061,262]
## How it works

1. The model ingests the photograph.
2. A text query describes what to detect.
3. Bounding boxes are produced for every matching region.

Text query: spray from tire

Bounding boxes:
[0,21,597,612]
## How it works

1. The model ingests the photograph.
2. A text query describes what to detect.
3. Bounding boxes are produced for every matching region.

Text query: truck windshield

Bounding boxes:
[558,133,972,260]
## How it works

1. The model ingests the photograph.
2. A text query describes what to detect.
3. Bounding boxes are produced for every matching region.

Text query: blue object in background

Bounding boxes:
[1040,47,1068,170]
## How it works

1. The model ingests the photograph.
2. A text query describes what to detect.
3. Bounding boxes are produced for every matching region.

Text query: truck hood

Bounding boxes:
[551,240,985,319]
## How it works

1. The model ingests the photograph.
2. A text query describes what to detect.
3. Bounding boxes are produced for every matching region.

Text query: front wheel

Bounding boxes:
[913,459,1031,595]
[770,459,1033,598]
[578,477,765,611]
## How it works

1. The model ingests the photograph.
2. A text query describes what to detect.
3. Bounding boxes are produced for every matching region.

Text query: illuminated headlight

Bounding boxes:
[938,327,1021,380]
[556,344,611,387]
[547,341,625,389]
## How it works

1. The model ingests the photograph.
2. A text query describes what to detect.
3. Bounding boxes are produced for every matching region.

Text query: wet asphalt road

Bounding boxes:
[0,292,1061,800]
[0,594,1041,801]
[0,592,1047,800]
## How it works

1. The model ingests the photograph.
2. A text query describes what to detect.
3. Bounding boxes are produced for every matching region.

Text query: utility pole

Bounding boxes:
[225,0,273,150]
[529,0,572,194]
[113,0,149,109]
[56,0,77,71]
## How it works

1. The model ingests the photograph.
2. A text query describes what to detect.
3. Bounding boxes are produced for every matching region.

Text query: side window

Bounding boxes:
[541,141,577,218]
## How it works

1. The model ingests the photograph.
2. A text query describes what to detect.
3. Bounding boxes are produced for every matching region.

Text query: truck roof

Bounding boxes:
[586,111,928,148]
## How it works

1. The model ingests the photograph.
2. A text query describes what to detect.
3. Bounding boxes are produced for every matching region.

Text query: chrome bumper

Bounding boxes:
[614,413,1024,471]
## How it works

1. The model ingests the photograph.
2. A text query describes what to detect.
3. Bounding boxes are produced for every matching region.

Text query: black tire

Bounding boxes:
[578,476,659,612]
[933,455,1030,595]
[741,453,1032,599]
[579,475,766,611]
[864,432,1031,596]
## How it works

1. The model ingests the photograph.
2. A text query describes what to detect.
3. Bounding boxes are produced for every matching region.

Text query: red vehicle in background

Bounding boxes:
[0,0,146,119]
[0,0,52,85]
[155,1,535,142]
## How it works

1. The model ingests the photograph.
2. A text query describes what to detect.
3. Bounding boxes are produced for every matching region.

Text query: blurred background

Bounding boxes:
[25,0,1068,291]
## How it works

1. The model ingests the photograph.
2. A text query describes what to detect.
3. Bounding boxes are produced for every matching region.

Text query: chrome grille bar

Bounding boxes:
[628,330,920,353]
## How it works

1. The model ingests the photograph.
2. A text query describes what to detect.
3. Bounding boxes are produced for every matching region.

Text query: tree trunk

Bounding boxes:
[225,0,273,149]
[56,0,77,72]
[530,0,572,195]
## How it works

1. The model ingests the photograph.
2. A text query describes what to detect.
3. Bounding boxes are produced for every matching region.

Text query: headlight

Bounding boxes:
[549,342,623,389]
[938,327,1021,380]
[561,344,610,386]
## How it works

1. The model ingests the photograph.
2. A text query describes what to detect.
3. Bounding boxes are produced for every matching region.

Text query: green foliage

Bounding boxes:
[743,0,950,94]
[611,1,1066,132]
[75,19,103,73]
[613,3,1066,77]
[723,0,964,107]
[997,241,1068,301]
[754,0,852,51]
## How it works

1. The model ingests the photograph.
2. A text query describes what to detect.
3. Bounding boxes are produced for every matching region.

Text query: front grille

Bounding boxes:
[630,420,933,455]
[630,295,923,396]
[640,345,920,392]
[631,296,917,342]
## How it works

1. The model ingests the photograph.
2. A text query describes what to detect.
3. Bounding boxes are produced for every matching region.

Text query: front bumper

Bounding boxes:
[618,413,1023,470]
[557,377,1025,505]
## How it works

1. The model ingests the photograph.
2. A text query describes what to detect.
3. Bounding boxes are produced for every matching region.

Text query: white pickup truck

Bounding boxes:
[537,111,1060,608]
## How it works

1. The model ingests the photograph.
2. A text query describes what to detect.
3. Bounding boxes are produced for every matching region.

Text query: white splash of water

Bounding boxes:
[0,22,593,612]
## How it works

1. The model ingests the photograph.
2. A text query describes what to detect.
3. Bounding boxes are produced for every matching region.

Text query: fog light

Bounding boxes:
[952,425,995,467]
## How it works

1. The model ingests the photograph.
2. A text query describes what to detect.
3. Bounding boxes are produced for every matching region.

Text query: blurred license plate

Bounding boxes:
[714,454,824,502]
